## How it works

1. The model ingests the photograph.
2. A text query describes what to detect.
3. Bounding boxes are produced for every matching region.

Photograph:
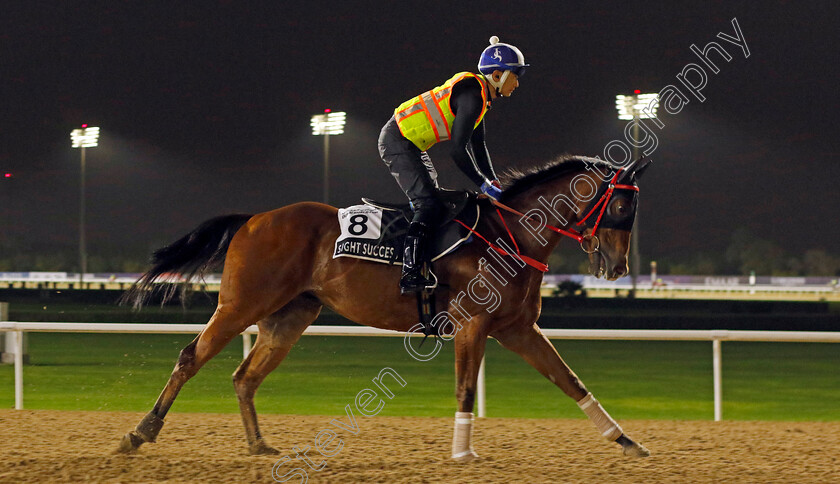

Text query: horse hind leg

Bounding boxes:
[491,323,650,458]
[116,303,267,454]
[233,295,322,455]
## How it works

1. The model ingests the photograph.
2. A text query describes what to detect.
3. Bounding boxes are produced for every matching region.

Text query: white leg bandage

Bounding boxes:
[577,392,623,441]
[451,412,475,459]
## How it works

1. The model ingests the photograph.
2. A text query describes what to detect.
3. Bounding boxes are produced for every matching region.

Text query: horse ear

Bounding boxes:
[632,158,653,181]
[616,157,642,184]
[616,156,653,184]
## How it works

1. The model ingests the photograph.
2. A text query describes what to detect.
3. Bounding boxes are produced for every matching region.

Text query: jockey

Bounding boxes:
[378,36,528,295]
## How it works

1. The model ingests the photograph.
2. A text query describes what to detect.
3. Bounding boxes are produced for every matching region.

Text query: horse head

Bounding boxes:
[579,157,652,280]
[499,155,653,282]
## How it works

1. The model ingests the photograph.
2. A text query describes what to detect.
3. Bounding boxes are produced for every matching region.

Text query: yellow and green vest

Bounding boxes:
[394,72,491,151]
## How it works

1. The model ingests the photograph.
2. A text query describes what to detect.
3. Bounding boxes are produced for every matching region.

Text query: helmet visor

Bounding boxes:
[510,66,526,78]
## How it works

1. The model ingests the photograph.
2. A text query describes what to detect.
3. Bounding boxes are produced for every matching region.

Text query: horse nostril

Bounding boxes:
[613,264,627,277]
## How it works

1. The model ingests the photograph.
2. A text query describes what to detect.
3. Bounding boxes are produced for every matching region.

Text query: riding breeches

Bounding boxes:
[378,116,444,229]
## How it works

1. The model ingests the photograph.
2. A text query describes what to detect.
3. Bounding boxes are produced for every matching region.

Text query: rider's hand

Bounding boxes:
[480,179,503,200]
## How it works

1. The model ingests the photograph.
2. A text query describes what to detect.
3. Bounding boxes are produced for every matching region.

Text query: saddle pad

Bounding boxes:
[333,204,480,265]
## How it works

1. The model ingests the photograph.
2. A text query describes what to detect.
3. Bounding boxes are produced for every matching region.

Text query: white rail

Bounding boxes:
[2,322,839,421]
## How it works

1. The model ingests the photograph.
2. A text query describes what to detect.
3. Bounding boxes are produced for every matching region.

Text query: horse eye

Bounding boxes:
[610,199,628,216]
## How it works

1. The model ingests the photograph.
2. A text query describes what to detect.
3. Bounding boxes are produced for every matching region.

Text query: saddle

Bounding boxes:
[335,189,480,341]
[362,188,471,227]
[333,189,479,264]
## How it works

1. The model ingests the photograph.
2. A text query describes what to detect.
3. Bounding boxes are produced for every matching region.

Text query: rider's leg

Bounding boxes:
[378,120,439,204]
[400,198,443,294]
[378,116,444,293]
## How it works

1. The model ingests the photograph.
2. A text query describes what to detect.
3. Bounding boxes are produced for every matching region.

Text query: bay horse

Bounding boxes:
[116,155,651,460]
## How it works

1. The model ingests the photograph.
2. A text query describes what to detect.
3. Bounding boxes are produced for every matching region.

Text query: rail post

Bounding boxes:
[713,339,722,421]
[1,303,29,365]
[0,302,8,363]
[14,329,24,409]
[0,302,6,362]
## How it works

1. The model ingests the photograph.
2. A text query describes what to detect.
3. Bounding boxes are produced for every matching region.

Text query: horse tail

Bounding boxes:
[121,213,253,308]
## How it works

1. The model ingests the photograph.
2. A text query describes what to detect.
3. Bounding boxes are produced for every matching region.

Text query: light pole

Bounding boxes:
[615,91,659,296]
[70,125,100,284]
[310,110,346,204]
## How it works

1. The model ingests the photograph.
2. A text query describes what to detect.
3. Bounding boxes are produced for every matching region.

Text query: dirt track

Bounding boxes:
[1,410,838,483]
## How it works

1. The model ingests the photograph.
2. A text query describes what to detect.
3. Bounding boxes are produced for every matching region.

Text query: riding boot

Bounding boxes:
[400,228,435,295]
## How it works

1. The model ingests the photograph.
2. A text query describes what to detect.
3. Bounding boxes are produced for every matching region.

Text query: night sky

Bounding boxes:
[2,2,837,266]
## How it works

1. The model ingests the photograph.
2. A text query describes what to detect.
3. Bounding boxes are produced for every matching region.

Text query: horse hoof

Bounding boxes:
[115,432,145,454]
[451,450,479,462]
[249,440,281,455]
[622,441,651,458]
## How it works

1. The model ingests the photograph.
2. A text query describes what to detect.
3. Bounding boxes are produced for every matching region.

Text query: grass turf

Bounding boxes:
[1,333,838,421]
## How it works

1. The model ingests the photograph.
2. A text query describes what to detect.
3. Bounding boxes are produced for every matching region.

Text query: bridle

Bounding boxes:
[455,167,640,273]
[569,168,640,253]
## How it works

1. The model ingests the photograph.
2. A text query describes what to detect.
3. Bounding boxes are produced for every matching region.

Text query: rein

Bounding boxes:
[454,169,639,273]
[455,208,550,272]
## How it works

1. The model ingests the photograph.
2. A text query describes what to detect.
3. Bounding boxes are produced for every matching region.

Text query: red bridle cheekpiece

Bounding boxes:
[455,169,639,273]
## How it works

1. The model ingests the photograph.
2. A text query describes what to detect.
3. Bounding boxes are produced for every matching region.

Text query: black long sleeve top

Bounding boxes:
[448,78,497,187]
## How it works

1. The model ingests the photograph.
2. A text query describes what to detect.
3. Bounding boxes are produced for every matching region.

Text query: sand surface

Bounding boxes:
[1,410,838,483]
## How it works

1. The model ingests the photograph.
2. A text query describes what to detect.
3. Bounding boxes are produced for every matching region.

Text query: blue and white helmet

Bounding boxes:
[478,36,528,92]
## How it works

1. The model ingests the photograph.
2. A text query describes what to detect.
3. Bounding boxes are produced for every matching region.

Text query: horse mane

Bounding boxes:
[499,154,615,201]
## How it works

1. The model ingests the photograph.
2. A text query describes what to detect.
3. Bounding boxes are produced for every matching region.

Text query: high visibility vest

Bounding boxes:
[394,72,491,151]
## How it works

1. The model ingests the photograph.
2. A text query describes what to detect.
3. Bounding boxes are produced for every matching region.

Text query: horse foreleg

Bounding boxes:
[233,296,321,455]
[116,304,261,454]
[450,323,488,462]
[492,323,650,458]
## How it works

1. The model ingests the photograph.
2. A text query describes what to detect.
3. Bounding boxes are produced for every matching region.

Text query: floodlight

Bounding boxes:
[615,93,659,120]
[71,126,100,148]
[310,110,347,204]
[311,111,346,135]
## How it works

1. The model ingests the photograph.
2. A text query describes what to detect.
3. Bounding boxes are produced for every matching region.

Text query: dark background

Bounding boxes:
[1,1,837,273]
